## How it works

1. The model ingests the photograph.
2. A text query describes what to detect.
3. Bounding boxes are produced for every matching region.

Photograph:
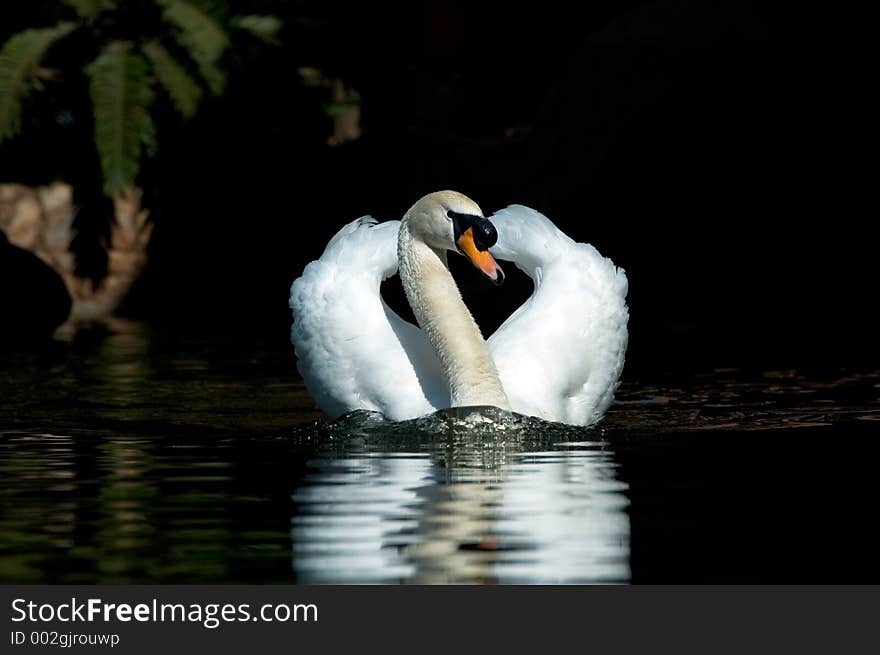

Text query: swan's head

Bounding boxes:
[404,190,505,284]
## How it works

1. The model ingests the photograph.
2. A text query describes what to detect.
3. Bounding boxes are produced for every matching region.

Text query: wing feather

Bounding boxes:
[488,205,629,425]
[290,218,446,420]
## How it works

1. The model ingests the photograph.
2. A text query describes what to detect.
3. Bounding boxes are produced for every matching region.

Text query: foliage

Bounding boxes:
[0,1,281,195]
[143,41,201,119]
[231,15,283,46]
[0,23,76,141]
[62,0,117,21]
[87,43,156,194]
[158,0,229,95]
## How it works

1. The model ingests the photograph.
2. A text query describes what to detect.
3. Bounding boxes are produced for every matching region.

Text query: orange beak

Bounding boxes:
[457,227,504,284]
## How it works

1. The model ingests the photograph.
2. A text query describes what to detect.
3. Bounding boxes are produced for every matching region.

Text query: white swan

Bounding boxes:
[290,191,628,426]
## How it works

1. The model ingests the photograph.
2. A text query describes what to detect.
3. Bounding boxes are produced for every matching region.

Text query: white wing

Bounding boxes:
[488,205,629,425]
[290,217,447,420]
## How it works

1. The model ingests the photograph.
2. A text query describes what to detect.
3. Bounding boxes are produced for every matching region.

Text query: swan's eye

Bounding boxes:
[445,210,454,221]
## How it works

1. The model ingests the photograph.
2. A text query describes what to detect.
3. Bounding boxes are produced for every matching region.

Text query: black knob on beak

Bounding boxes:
[472,216,498,251]
[450,210,499,252]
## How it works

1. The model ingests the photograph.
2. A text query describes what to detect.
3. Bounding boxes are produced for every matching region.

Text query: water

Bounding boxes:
[1,323,879,583]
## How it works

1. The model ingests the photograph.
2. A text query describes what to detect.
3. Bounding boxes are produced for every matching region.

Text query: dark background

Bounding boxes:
[1,1,878,585]
[1,0,873,377]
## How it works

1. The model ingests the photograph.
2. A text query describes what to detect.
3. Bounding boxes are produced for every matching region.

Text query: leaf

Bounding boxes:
[232,15,282,45]
[0,22,76,142]
[157,0,229,95]
[86,42,155,195]
[62,0,116,21]
[143,41,202,119]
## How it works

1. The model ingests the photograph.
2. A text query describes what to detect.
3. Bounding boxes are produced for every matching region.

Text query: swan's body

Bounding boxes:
[290,192,628,426]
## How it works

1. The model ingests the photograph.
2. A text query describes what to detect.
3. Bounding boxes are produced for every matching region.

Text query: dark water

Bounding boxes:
[1,323,879,583]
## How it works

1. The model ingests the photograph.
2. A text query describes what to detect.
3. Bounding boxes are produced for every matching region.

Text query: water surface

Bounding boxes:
[1,324,878,583]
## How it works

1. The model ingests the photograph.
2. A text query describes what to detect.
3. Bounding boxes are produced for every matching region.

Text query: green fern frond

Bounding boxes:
[62,0,116,21]
[157,0,229,94]
[0,22,76,141]
[232,15,282,45]
[143,41,202,119]
[87,42,155,195]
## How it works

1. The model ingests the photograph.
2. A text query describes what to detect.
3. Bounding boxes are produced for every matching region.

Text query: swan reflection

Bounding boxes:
[291,421,630,583]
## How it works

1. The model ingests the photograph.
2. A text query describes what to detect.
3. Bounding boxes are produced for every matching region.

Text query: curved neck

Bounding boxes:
[397,221,509,409]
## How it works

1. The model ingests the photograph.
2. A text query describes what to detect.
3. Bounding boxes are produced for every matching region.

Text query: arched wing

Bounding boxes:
[488,205,629,425]
[290,217,447,420]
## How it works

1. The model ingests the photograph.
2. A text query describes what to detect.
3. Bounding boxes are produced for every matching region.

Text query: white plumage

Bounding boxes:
[488,206,629,425]
[290,197,628,426]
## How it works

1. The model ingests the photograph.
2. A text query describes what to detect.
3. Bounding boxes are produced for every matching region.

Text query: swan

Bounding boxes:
[289,191,628,426]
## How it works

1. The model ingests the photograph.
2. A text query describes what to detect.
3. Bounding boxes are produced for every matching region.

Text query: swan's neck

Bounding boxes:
[397,221,509,409]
